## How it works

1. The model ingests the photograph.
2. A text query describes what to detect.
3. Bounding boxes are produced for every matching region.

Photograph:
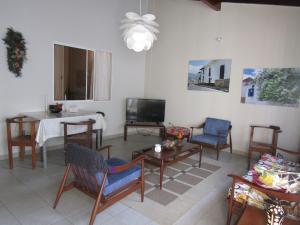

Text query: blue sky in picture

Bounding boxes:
[189,60,209,67]
[243,68,256,76]
[188,60,209,75]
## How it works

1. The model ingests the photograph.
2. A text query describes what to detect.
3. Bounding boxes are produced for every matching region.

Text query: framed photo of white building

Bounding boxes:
[188,59,232,92]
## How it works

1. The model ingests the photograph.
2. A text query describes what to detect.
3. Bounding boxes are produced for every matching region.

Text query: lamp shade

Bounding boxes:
[121,12,159,52]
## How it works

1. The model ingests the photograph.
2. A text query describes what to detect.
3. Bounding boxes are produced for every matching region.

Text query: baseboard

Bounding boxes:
[231,149,248,156]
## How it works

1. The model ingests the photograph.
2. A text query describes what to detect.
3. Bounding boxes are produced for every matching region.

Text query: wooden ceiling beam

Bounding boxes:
[195,0,300,11]
[222,1,300,7]
[200,0,222,11]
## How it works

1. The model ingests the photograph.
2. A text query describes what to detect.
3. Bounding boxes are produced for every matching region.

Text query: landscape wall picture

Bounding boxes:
[188,59,232,92]
[241,68,300,107]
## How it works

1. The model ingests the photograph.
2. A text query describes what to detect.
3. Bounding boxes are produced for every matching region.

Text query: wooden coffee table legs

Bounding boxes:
[158,150,202,189]
[199,145,203,168]
[159,160,164,190]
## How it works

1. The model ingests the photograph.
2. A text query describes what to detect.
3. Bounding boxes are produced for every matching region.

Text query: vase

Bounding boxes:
[266,203,286,225]
[177,139,183,147]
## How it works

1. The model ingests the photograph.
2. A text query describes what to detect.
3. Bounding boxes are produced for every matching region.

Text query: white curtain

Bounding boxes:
[94,51,112,101]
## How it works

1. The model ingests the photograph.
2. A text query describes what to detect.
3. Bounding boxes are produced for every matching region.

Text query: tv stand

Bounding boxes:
[124,122,166,141]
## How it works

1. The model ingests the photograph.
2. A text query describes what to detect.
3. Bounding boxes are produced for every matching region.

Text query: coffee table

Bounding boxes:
[132,142,202,189]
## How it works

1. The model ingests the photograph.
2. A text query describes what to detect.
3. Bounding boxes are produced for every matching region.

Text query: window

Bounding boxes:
[54,44,112,101]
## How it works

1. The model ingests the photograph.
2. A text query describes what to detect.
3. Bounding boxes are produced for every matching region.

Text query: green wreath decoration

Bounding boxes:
[2,27,27,77]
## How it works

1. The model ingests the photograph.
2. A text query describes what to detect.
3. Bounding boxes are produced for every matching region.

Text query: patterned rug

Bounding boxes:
[141,157,221,206]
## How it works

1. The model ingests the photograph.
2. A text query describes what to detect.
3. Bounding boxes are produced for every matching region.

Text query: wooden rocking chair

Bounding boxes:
[53,144,145,225]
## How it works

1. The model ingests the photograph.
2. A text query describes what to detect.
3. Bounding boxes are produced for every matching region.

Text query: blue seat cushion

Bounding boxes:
[191,134,227,146]
[95,158,141,196]
[203,118,230,138]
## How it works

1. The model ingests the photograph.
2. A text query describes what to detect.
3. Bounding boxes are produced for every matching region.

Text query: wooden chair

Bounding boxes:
[227,147,300,225]
[190,117,232,160]
[53,144,145,225]
[227,174,300,225]
[248,125,282,169]
[61,119,95,149]
[93,111,105,148]
[6,116,39,169]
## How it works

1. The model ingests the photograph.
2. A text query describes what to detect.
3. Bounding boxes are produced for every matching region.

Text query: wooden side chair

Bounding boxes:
[190,117,232,160]
[53,144,145,225]
[248,125,282,169]
[61,119,95,149]
[6,116,39,169]
[93,111,105,148]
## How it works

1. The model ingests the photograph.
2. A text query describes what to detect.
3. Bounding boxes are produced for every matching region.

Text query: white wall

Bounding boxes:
[146,0,300,153]
[0,0,148,157]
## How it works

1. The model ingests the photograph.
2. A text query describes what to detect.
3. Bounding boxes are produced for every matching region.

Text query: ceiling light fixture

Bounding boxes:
[120,0,159,52]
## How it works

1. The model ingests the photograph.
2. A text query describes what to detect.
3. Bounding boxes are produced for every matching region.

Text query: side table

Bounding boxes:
[166,126,190,141]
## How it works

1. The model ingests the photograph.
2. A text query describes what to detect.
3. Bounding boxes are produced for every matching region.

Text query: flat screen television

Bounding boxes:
[126,98,165,123]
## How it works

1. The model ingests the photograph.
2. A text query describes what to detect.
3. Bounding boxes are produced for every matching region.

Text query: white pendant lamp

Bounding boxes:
[121,0,159,52]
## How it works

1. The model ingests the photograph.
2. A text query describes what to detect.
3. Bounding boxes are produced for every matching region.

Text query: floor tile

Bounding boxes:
[169,162,190,171]
[19,206,64,225]
[50,219,73,225]
[0,203,21,225]
[163,167,179,177]
[146,222,160,225]
[3,193,50,219]
[106,202,128,216]
[102,218,126,225]
[53,189,93,216]
[145,189,177,206]
[163,180,191,195]
[115,207,152,225]
[176,174,203,185]
[188,168,212,178]
[181,158,198,166]
[136,182,153,193]
[67,208,113,225]
[200,162,221,172]
[145,173,166,185]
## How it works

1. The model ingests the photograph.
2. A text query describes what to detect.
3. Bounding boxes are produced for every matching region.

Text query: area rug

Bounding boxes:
[123,155,226,225]
[142,158,221,206]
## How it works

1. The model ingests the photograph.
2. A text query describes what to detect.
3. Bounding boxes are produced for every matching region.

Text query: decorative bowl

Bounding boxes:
[49,104,63,113]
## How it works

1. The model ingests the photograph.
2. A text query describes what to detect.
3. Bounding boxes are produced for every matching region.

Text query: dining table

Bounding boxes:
[21,111,106,168]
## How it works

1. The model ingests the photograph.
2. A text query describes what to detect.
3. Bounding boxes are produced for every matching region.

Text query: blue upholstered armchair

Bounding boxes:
[190,118,232,160]
[53,144,144,225]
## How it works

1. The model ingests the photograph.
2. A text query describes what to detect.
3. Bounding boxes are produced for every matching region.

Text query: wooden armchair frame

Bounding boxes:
[6,116,39,169]
[227,147,300,225]
[190,122,232,160]
[248,125,282,169]
[61,119,95,149]
[53,145,145,225]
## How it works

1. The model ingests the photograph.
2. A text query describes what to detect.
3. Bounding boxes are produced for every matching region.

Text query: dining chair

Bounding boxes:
[53,144,145,225]
[93,111,105,148]
[6,116,39,169]
[61,119,95,149]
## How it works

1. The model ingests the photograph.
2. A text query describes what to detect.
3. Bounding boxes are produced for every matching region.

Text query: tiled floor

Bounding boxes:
[0,134,248,225]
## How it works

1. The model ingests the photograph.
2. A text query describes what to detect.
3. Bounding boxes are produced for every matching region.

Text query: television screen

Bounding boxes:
[126,98,165,123]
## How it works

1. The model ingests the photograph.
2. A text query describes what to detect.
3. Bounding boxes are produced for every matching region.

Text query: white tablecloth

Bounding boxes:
[23,111,106,146]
